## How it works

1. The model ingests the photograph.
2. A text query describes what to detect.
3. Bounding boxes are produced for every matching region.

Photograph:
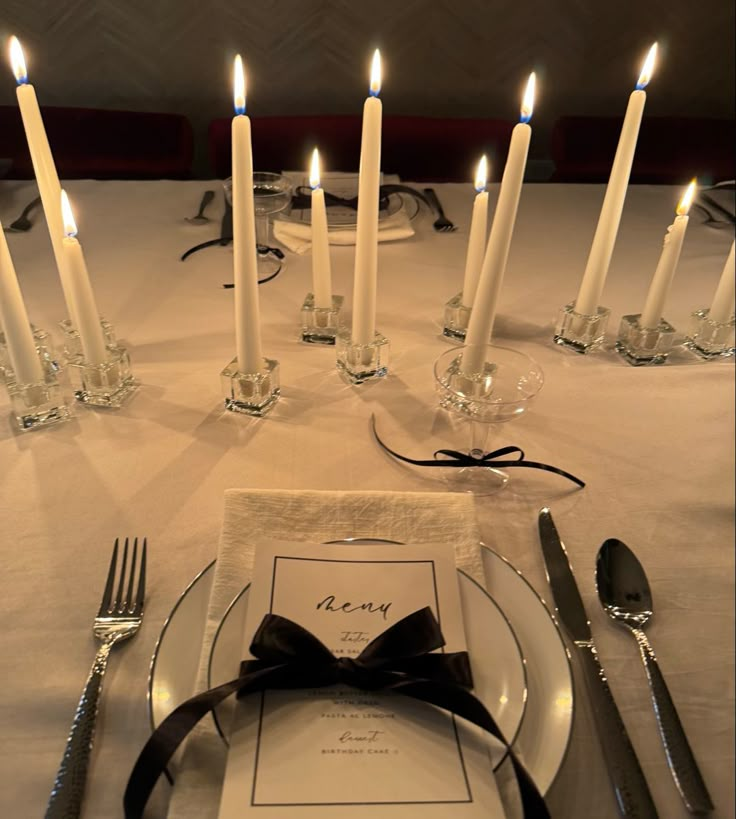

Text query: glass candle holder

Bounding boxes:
[554,301,611,354]
[615,314,677,366]
[1,325,59,381]
[442,292,472,342]
[336,330,390,384]
[220,357,280,416]
[67,345,138,408]
[2,340,73,431]
[683,308,735,359]
[59,316,117,359]
[300,293,344,345]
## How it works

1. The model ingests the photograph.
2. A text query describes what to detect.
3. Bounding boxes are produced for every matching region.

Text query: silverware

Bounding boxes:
[538,508,658,818]
[596,539,713,814]
[45,537,147,819]
[423,187,457,232]
[220,197,232,245]
[3,195,41,232]
[185,189,215,224]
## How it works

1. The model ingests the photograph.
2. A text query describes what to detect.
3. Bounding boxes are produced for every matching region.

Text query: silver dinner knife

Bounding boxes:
[538,508,659,819]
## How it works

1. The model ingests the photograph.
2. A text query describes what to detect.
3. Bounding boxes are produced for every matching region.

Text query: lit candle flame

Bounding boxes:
[520,72,536,123]
[474,155,488,192]
[60,189,77,238]
[9,35,28,84]
[369,49,381,97]
[233,54,246,115]
[636,42,657,90]
[310,147,321,189]
[676,179,697,216]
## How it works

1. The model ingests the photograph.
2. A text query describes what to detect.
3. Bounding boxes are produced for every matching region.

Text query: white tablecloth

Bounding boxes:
[0,179,733,818]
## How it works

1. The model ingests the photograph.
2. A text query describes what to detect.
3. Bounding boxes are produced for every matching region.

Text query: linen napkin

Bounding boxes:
[273,208,414,253]
[166,488,484,819]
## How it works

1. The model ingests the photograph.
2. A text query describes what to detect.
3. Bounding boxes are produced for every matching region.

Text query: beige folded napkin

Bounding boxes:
[273,208,414,253]
[166,488,484,819]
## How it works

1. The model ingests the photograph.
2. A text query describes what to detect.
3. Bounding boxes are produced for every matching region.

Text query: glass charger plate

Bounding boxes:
[148,545,572,795]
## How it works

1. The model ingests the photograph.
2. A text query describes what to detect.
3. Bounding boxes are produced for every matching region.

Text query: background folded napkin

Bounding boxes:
[273,208,414,253]
[166,488,484,819]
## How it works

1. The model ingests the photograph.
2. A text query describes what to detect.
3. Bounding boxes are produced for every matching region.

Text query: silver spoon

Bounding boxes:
[596,538,713,814]
[3,195,41,232]
[185,189,215,224]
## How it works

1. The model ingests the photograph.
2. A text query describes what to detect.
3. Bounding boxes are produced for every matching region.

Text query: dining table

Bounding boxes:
[0,177,733,819]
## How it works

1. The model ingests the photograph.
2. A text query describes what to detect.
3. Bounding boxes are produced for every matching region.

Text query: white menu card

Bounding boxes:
[217,540,504,818]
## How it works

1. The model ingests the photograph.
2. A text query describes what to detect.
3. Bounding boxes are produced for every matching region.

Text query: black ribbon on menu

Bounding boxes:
[123,608,549,819]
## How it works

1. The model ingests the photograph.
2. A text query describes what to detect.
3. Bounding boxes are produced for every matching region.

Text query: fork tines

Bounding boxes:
[98,537,147,617]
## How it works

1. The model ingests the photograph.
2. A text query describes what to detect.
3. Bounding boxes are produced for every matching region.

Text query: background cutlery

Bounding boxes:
[423,187,457,231]
[220,197,232,245]
[596,538,713,814]
[538,508,658,819]
[185,189,215,224]
[45,537,146,819]
[3,194,41,232]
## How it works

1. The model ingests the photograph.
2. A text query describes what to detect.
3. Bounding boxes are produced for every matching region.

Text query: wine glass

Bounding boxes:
[223,171,292,278]
[433,344,544,494]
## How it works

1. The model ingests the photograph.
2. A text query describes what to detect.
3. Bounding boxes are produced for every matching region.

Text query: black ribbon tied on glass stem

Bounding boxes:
[123,608,549,819]
[371,415,585,487]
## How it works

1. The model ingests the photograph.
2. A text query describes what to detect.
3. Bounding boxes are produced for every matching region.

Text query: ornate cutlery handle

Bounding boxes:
[633,628,713,814]
[423,187,445,217]
[578,642,659,819]
[45,641,114,819]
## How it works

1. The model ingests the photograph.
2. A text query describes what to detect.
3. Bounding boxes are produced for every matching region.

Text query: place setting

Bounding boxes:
[134,488,574,819]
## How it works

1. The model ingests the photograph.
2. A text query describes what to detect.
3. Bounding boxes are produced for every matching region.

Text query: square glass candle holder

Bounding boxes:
[1,326,59,381]
[615,314,677,366]
[3,347,73,431]
[683,308,735,359]
[336,330,390,384]
[442,293,472,341]
[67,345,138,408]
[300,293,344,345]
[60,316,116,358]
[554,302,611,353]
[220,357,280,416]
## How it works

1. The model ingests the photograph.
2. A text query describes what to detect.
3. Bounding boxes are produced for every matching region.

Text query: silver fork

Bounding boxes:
[45,537,147,819]
[423,187,457,232]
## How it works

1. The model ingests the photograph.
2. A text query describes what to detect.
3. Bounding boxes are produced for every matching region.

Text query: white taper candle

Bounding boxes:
[709,240,736,324]
[309,148,333,308]
[461,155,489,306]
[639,181,695,328]
[351,50,382,345]
[60,191,108,365]
[8,36,77,325]
[575,43,658,316]
[462,74,535,375]
[0,226,44,383]
[231,55,264,374]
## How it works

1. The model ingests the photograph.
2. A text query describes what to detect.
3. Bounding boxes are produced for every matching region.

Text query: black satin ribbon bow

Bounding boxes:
[371,415,585,488]
[291,183,433,212]
[123,607,548,819]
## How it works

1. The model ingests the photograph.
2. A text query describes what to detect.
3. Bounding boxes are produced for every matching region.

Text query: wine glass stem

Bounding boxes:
[469,420,491,459]
[255,215,270,248]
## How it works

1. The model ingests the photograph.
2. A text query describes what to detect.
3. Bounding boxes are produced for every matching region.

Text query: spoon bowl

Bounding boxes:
[185,189,215,224]
[595,537,653,629]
